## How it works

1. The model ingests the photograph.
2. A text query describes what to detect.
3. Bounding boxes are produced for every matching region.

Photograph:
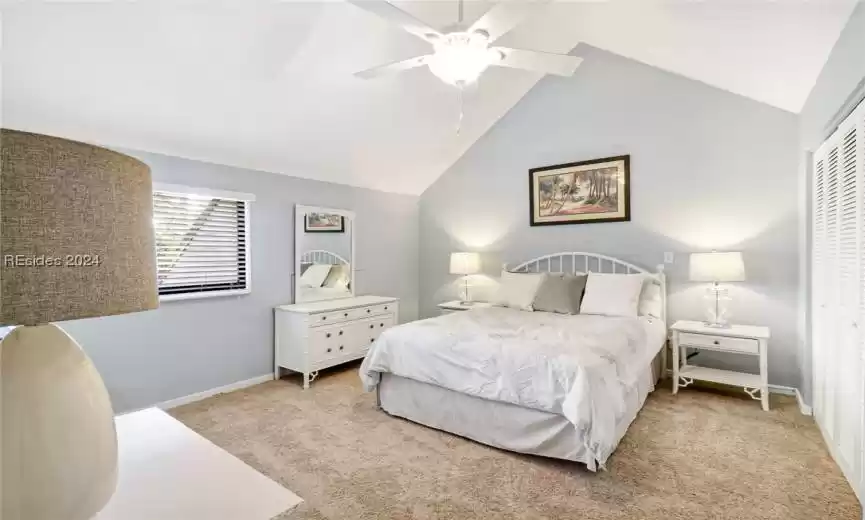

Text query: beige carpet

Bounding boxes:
[171,364,860,519]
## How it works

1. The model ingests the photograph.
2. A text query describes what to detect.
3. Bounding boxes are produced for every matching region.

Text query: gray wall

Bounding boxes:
[419,45,801,388]
[61,151,419,412]
[797,2,865,403]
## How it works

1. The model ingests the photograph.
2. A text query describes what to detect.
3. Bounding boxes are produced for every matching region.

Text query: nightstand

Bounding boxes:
[671,320,771,411]
[437,300,493,315]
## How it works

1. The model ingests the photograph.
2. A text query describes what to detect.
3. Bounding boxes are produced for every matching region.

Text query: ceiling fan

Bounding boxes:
[348,0,583,88]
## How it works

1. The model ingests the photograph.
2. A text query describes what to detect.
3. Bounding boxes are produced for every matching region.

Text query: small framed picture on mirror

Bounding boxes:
[305,212,345,233]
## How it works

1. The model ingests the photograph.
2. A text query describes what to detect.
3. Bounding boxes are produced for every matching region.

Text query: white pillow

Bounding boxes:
[323,264,350,290]
[492,271,545,311]
[579,273,644,317]
[638,280,663,319]
[300,264,332,288]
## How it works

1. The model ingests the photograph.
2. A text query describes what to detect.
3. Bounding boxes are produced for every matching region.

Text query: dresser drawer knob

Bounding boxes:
[370,338,374,343]
[326,347,332,353]
[384,306,388,310]
[326,333,331,338]
[380,323,384,327]
[339,331,343,336]
[713,340,720,345]
[366,309,371,313]
[344,313,348,317]
[339,345,344,351]
[369,324,374,329]
[322,316,327,321]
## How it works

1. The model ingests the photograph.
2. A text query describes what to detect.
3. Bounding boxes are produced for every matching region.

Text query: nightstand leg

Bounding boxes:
[660,341,668,380]
[759,339,769,411]
[672,333,680,395]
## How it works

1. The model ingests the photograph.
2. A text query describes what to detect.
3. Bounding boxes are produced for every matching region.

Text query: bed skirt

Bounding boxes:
[377,351,663,469]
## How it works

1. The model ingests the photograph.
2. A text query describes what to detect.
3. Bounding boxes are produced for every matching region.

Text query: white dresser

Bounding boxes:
[274,295,399,388]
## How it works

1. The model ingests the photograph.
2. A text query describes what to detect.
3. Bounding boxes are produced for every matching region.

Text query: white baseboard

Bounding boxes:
[157,374,273,410]
[795,389,813,416]
[768,384,812,416]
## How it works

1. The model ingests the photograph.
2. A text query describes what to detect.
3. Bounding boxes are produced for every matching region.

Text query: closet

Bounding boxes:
[811,97,865,500]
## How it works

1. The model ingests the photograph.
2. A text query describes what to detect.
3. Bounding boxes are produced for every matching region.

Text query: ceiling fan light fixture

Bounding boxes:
[427,32,498,87]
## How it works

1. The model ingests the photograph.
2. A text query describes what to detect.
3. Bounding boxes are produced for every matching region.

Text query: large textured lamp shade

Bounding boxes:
[1,129,158,520]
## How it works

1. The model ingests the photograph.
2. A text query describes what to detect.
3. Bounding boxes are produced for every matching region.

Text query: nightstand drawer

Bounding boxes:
[677,332,758,354]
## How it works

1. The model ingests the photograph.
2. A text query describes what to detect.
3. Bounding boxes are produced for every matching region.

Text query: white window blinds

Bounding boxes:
[153,187,251,298]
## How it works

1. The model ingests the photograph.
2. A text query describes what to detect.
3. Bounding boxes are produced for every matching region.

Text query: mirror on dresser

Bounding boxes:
[294,205,355,303]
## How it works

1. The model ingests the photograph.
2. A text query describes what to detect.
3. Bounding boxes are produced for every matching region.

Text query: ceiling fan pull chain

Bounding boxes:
[457,87,464,135]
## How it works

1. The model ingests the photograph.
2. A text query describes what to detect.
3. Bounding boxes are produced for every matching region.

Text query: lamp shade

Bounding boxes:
[449,252,480,275]
[0,129,158,326]
[689,252,745,282]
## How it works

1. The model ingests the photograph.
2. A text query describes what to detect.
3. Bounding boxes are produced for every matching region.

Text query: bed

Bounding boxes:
[359,252,667,470]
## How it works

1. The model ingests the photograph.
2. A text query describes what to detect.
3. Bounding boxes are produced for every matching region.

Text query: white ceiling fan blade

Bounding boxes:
[468,0,551,44]
[346,0,442,44]
[492,47,583,77]
[355,55,432,79]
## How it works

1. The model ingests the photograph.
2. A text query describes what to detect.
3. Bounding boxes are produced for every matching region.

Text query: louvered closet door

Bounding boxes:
[812,98,865,496]
[812,153,827,431]
[824,143,840,441]
[859,103,865,495]
[837,124,860,476]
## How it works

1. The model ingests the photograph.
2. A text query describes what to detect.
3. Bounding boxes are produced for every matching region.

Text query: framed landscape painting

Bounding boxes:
[305,212,345,233]
[529,155,630,226]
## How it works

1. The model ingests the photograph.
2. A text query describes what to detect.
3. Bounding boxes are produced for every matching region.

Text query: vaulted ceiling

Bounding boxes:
[2,1,858,195]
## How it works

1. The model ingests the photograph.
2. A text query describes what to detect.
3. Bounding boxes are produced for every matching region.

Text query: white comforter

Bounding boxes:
[359,307,665,468]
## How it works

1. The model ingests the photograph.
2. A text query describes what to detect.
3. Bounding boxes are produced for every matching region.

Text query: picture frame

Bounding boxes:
[304,212,345,233]
[528,155,630,226]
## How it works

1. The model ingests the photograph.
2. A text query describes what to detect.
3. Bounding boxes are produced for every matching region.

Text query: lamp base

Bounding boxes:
[703,284,732,329]
[703,320,732,329]
[1,323,117,520]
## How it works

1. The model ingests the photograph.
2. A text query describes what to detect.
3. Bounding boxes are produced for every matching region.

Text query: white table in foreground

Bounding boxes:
[95,408,302,520]
[671,320,771,411]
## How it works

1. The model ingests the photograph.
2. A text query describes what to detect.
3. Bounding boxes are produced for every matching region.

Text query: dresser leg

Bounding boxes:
[672,335,680,395]
[303,372,310,390]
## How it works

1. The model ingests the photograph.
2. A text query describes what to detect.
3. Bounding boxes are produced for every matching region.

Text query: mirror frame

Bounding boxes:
[294,204,356,304]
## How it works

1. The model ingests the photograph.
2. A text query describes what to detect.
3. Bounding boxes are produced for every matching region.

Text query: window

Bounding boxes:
[152,184,253,299]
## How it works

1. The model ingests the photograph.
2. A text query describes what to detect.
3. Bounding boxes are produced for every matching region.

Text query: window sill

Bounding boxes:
[159,288,251,303]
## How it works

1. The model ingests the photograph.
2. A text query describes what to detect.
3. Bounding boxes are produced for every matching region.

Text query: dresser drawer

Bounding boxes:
[356,315,395,349]
[310,327,346,362]
[678,332,758,354]
[356,302,396,319]
[310,308,362,327]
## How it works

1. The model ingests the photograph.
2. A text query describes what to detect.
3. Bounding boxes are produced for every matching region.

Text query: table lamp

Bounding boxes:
[449,252,480,305]
[1,129,158,520]
[689,251,745,328]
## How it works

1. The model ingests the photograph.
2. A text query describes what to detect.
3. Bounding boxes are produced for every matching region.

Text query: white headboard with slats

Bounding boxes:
[301,250,349,266]
[506,252,667,326]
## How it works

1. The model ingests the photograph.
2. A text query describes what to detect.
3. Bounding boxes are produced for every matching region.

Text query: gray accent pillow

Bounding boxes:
[532,273,588,315]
